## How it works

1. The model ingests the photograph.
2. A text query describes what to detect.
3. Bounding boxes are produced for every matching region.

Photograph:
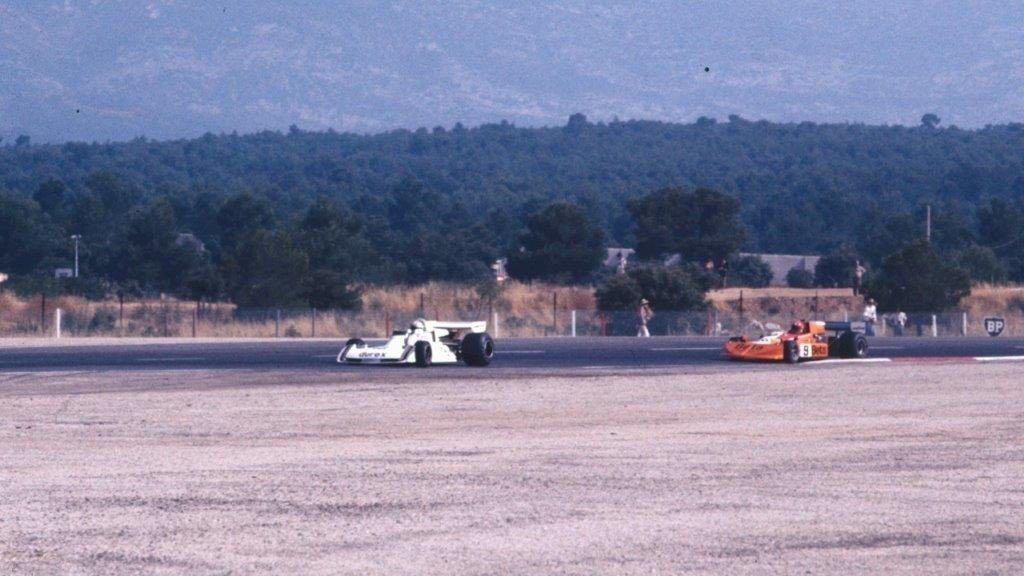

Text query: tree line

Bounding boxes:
[2,114,1023,311]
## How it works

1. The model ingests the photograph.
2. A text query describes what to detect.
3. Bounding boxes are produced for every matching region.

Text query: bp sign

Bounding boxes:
[984,317,1006,337]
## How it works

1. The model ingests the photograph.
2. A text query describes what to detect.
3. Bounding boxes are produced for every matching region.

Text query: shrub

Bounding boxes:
[786,267,815,288]
[729,254,773,288]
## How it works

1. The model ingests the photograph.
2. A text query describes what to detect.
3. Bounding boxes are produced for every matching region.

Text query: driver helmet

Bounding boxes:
[409,318,427,332]
[790,320,805,333]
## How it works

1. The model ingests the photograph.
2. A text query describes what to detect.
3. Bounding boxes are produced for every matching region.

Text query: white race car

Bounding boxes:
[337,319,495,367]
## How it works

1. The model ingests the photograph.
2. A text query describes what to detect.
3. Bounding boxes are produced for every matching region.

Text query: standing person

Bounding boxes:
[616,252,628,275]
[895,308,907,336]
[863,297,878,336]
[637,298,653,338]
[717,259,729,289]
[854,260,866,296]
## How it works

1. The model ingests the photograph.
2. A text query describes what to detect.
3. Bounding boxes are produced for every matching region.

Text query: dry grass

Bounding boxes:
[0,282,597,339]
[3,283,1023,338]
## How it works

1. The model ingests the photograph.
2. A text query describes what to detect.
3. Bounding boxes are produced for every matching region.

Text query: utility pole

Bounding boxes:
[925,205,931,243]
[70,234,82,278]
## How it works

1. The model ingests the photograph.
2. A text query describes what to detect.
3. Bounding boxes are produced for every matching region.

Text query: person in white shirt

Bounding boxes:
[895,309,907,336]
[863,298,878,336]
[637,298,653,337]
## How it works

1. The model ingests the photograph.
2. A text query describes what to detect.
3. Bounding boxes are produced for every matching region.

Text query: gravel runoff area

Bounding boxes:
[2,364,1023,574]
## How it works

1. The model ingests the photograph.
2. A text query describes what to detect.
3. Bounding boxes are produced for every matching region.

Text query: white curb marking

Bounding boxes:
[803,358,893,365]
[973,355,1024,362]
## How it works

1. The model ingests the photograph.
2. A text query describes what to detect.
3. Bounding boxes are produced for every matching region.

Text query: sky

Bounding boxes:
[2,0,1024,143]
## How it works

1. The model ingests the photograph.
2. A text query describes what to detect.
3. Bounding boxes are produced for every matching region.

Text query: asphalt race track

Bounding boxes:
[2,336,1024,373]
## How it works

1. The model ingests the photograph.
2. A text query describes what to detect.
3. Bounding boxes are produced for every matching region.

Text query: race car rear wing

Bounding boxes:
[424,320,487,333]
[823,321,866,333]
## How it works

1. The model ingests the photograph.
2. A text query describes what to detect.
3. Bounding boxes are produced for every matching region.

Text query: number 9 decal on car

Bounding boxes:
[799,343,813,358]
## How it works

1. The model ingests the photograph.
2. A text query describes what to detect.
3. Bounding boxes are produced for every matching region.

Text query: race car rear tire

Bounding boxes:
[461,332,494,367]
[414,341,432,367]
[783,340,799,364]
[837,331,868,359]
[827,336,839,357]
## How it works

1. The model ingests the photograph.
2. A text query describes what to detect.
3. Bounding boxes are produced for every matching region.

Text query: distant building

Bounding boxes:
[54,268,73,279]
[491,258,508,283]
[740,253,820,287]
[604,248,635,268]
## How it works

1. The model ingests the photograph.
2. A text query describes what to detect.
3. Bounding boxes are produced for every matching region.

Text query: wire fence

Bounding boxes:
[2,296,1023,338]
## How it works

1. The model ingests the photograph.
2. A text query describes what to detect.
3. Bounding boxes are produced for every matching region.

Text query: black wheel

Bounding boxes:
[827,336,839,357]
[783,340,800,364]
[837,331,869,359]
[461,332,494,366]
[339,338,365,362]
[414,341,432,367]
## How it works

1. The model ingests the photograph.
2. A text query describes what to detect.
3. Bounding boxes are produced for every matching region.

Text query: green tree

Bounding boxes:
[507,202,605,283]
[628,187,744,263]
[870,240,971,312]
[729,254,773,288]
[113,198,202,294]
[33,179,66,214]
[954,244,1006,284]
[786,267,814,288]
[814,246,859,287]
[0,193,61,275]
[297,196,366,308]
[596,264,707,311]
[976,198,1024,281]
[215,192,275,253]
[229,230,309,307]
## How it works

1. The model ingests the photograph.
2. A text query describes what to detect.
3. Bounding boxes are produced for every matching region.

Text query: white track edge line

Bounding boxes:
[973,355,1024,362]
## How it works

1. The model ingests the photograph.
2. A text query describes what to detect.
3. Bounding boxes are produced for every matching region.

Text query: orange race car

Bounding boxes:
[724,320,869,363]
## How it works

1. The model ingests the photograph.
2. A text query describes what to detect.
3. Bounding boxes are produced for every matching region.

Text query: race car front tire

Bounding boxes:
[783,340,799,364]
[338,338,365,362]
[837,331,869,359]
[414,341,433,367]
[461,332,494,366]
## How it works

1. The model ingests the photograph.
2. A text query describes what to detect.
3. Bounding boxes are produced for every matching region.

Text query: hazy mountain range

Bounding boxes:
[3,1,1024,143]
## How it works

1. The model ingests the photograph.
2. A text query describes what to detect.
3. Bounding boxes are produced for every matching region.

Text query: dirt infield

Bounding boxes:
[2,365,1023,574]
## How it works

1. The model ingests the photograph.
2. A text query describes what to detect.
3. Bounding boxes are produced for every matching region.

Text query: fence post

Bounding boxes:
[931,314,938,337]
[962,312,968,337]
[312,307,317,338]
[491,311,499,338]
[192,303,198,338]
[275,309,281,338]
[738,290,744,326]
[419,293,426,317]
[599,312,607,337]
[40,294,47,334]
[714,310,720,336]
[843,309,848,322]
[55,308,62,339]
[385,310,392,338]
[571,310,577,337]
[552,293,558,335]
[118,291,125,336]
